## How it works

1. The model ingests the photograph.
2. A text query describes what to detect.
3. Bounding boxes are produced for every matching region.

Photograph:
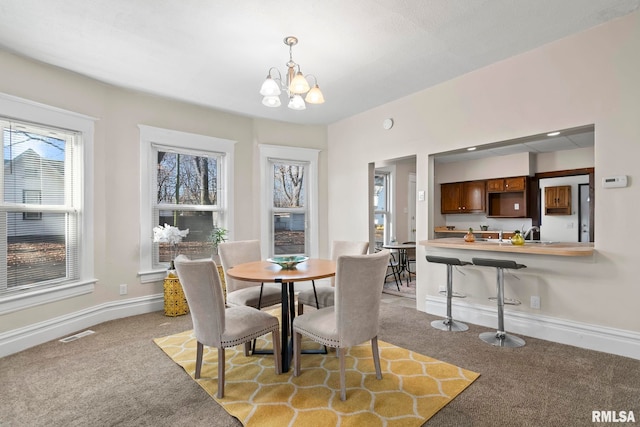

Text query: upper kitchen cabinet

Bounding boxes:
[441,180,486,214]
[487,176,526,192]
[487,176,529,218]
[545,185,571,215]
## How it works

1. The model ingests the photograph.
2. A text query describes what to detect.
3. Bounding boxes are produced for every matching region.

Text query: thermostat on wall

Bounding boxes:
[602,175,628,188]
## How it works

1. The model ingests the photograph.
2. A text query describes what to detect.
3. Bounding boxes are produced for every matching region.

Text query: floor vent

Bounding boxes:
[59,330,95,343]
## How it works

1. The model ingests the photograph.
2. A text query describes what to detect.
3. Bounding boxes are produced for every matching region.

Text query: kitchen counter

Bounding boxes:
[422,237,594,257]
[434,226,500,234]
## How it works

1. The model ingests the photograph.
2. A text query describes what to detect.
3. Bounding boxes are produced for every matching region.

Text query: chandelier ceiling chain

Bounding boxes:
[259,36,325,110]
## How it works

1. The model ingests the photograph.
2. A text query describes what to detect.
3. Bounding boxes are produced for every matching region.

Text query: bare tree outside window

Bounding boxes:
[272,162,306,255]
[156,150,221,261]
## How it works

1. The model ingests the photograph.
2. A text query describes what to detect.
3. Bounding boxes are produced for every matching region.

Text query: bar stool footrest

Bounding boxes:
[479,331,525,347]
[431,319,469,332]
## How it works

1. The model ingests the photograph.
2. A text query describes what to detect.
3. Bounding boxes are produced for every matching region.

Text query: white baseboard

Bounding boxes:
[426,296,640,361]
[0,294,164,358]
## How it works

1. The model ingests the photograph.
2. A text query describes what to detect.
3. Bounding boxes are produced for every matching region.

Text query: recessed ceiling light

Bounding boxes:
[547,131,560,136]
[467,147,477,151]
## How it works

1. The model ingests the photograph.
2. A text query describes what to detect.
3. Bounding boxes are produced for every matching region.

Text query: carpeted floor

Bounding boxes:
[382,277,416,298]
[1,301,639,426]
[154,329,479,426]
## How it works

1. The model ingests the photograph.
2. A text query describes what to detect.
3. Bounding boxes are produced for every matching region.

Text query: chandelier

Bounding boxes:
[259,36,325,110]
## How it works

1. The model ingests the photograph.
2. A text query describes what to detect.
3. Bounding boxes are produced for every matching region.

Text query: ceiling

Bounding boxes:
[433,126,595,164]
[1,1,639,126]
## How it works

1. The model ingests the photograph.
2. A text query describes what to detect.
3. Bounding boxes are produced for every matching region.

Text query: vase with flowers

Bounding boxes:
[153,223,189,272]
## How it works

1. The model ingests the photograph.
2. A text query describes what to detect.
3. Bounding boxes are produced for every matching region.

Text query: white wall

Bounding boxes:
[435,152,532,184]
[327,10,640,344]
[536,146,594,173]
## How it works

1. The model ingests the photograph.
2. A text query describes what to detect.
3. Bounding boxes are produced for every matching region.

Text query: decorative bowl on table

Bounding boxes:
[267,255,309,270]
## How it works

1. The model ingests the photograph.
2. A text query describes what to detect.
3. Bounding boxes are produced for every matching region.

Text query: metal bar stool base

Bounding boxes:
[431,319,468,332]
[479,331,525,348]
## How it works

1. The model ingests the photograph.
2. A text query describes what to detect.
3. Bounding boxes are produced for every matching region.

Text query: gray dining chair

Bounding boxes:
[296,240,369,315]
[173,255,281,399]
[218,240,281,310]
[292,250,390,400]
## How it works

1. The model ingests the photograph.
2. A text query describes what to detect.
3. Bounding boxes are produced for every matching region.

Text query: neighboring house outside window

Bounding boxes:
[259,145,319,258]
[139,126,235,283]
[0,93,95,314]
[22,190,42,220]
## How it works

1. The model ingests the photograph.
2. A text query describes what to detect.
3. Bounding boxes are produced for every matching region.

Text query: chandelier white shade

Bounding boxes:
[260,36,325,110]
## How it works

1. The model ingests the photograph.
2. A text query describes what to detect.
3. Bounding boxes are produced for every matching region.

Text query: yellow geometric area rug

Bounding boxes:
[154,330,480,427]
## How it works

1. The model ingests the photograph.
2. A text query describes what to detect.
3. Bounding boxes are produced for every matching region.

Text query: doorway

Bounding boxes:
[408,173,416,242]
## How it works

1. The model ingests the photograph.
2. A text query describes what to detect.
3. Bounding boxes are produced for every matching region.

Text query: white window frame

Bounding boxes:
[0,93,96,315]
[374,166,395,245]
[259,144,319,259]
[139,125,235,283]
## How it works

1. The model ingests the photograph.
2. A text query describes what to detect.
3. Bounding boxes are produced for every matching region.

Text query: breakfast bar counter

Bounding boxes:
[421,237,594,257]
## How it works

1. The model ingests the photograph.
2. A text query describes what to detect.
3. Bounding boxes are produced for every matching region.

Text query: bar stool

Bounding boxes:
[426,255,471,332]
[472,257,527,347]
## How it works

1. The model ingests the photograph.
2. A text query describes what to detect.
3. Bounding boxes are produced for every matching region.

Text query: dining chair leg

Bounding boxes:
[272,330,282,375]
[243,341,251,356]
[393,263,402,291]
[251,283,265,354]
[217,347,225,399]
[371,336,382,380]
[338,347,347,401]
[293,331,302,376]
[195,341,204,379]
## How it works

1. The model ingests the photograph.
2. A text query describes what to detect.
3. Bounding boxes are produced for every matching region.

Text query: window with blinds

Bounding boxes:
[374,171,392,247]
[0,119,80,292]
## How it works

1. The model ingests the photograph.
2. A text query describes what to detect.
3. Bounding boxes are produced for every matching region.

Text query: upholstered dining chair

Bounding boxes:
[218,240,281,310]
[292,250,390,401]
[173,255,281,399]
[296,240,369,315]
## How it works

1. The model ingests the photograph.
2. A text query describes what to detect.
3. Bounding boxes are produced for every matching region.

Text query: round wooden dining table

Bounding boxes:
[226,258,336,372]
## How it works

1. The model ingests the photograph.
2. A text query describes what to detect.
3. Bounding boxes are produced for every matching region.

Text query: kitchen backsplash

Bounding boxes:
[444,214,533,233]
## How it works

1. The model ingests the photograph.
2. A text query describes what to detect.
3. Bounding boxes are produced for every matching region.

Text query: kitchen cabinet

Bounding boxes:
[441,180,486,214]
[487,176,529,218]
[487,176,526,192]
[545,185,571,215]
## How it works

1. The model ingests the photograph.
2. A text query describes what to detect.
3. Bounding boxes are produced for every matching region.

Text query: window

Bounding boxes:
[154,148,223,264]
[0,93,95,314]
[259,145,319,258]
[22,190,42,220]
[373,169,393,247]
[139,126,235,282]
[271,160,307,255]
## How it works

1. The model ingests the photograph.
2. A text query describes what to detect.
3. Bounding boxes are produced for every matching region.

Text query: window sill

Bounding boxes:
[139,269,170,284]
[0,279,96,315]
